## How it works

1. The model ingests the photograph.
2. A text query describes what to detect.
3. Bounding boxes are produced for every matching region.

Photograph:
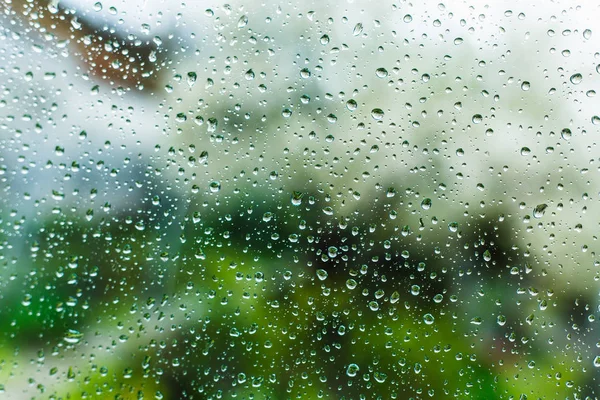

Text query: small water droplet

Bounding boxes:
[375,68,388,78]
[300,68,311,79]
[291,191,303,206]
[374,371,387,383]
[209,181,221,193]
[533,203,547,218]
[570,73,582,84]
[262,212,273,222]
[583,29,592,40]
[521,81,530,91]
[423,313,435,325]
[483,249,492,262]
[421,198,432,210]
[316,269,328,281]
[497,315,507,326]
[352,23,363,36]
[207,117,218,132]
[346,363,360,377]
[561,128,572,140]
[320,34,330,45]
[244,69,255,80]
[238,15,249,28]
[327,246,338,258]
[187,72,197,87]
[346,99,357,111]
[64,329,83,344]
[411,284,421,296]
[371,108,384,120]
[472,114,483,124]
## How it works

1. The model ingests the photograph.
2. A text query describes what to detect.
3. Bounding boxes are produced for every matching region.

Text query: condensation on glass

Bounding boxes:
[0,0,599,399]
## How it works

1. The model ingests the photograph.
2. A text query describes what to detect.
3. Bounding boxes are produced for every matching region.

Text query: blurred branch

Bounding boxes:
[0,0,165,91]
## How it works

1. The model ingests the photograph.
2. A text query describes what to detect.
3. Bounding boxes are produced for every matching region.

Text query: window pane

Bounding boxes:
[0,1,598,398]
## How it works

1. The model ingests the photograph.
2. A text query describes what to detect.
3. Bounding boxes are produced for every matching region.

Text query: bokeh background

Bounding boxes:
[0,0,599,398]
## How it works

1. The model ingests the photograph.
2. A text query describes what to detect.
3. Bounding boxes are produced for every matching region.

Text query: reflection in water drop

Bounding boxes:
[533,203,547,218]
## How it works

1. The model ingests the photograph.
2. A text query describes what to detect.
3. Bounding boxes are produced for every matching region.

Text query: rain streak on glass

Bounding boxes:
[0,1,599,399]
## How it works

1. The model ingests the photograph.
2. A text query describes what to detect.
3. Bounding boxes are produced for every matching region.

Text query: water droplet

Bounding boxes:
[371,108,384,120]
[375,68,388,78]
[483,249,492,262]
[300,68,311,79]
[472,114,483,124]
[591,116,600,125]
[497,315,507,326]
[282,108,293,118]
[533,203,547,218]
[209,181,221,193]
[346,363,360,377]
[561,128,572,140]
[64,329,83,344]
[346,99,358,111]
[262,212,273,222]
[346,279,357,290]
[207,117,218,132]
[411,284,421,296]
[373,371,387,383]
[403,14,413,23]
[521,81,530,91]
[244,69,255,80]
[21,293,32,307]
[187,72,197,87]
[570,73,582,84]
[423,313,435,325]
[520,147,531,156]
[353,23,363,36]
[583,29,592,40]
[320,34,330,45]
[327,246,338,258]
[238,15,249,28]
[421,198,432,210]
[448,222,459,232]
[316,269,328,281]
[593,356,600,367]
[291,191,303,206]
